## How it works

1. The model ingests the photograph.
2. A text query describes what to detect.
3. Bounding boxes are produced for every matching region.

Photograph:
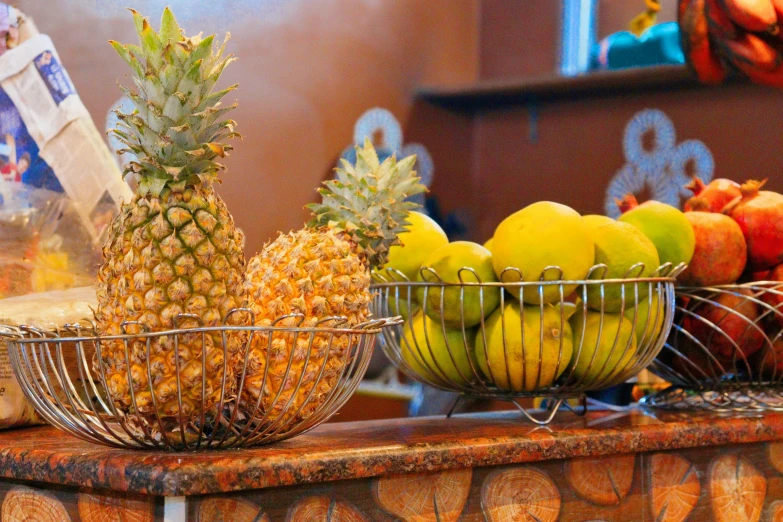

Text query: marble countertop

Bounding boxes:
[0,408,781,496]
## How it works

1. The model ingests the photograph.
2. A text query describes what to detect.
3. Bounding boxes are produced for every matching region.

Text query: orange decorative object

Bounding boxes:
[708,454,766,522]
[481,467,561,522]
[649,453,701,522]
[373,469,472,522]
[679,0,783,87]
[565,455,635,506]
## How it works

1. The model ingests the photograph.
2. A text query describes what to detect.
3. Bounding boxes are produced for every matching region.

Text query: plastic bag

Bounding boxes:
[0,4,130,428]
[0,4,130,300]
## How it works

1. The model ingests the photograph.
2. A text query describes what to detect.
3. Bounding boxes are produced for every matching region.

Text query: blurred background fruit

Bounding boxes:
[680,0,783,87]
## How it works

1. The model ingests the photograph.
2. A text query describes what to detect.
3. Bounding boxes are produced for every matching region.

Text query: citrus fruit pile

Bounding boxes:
[378,199,695,393]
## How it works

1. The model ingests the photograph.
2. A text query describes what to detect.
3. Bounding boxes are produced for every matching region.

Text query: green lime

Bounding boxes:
[584,219,660,312]
[618,200,695,267]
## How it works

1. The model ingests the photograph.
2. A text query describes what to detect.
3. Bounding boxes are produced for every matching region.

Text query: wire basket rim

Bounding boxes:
[677,281,783,291]
[0,316,403,344]
[372,262,687,288]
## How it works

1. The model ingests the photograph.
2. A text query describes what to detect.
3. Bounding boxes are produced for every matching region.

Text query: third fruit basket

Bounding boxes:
[372,262,686,424]
[645,282,783,411]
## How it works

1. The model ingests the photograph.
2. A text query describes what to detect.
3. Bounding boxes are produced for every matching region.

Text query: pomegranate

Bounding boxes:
[751,337,783,378]
[616,194,638,214]
[751,269,772,281]
[670,337,732,381]
[683,177,741,213]
[756,262,783,327]
[723,179,783,270]
[679,212,747,286]
[681,288,765,360]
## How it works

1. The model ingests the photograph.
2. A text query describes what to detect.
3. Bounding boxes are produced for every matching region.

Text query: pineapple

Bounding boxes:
[95,8,246,426]
[244,139,425,423]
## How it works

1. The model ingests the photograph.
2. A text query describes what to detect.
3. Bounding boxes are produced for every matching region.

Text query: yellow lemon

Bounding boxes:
[476,302,574,392]
[582,214,615,227]
[402,312,478,385]
[624,290,665,346]
[483,237,494,252]
[492,202,594,304]
[385,287,419,320]
[416,241,500,328]
[569,308,637,386]
[377,211,448,282]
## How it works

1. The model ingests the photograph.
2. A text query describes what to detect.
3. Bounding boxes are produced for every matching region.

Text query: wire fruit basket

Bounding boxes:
[371,262,685,424]
[644,282,783,412]
[0,311,397,450]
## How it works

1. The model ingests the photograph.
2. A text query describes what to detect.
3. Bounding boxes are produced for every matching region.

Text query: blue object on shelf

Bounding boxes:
[590,22,684,71]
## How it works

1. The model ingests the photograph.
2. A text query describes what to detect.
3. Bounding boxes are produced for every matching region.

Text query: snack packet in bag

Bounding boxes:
[0,5,130,428]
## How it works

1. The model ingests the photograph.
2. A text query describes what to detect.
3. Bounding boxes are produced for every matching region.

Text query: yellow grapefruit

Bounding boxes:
[492,202,595,304]
[378,211,448,282]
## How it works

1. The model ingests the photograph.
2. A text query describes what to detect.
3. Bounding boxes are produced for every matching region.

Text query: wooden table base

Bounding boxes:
[0,409,782,521]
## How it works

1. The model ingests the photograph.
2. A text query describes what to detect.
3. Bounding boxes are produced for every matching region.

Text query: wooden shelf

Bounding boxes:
[416,65,730,110]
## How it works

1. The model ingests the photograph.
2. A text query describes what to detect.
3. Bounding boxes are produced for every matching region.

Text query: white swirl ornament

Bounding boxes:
[353,107,403,153]
[623,109,676,175]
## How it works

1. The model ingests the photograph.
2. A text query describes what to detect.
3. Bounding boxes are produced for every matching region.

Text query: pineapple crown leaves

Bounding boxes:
[306,138,427,268]
[109,7,240,196]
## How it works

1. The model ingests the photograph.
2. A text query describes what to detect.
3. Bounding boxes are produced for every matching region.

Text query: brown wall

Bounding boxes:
[16,0,480,255]
[480,0,562,79]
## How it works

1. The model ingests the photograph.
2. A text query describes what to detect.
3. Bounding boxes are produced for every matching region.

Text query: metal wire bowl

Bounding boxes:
[0,311,398,450]
[644,282,783,412]
[371,262,685,424]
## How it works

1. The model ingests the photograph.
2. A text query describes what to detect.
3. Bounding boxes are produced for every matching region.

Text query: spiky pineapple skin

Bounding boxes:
[243,228,371,422]
[95,187,245,420]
